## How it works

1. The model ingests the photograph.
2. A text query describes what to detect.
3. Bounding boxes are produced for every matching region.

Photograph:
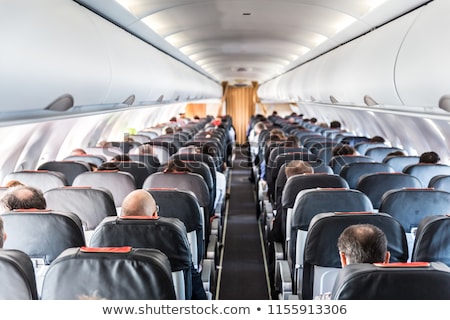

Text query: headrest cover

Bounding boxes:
[80,246,132,253]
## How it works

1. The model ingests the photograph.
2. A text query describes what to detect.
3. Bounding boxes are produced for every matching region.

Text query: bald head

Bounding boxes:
[121,190,157,217]
[0,185,46,213]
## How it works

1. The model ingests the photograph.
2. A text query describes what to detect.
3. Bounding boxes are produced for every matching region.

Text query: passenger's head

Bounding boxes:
[285,160,314,178]
[121,189,158,217]
[164,159,192,173]
[4,180,24,188]
[337,224,390,267]
[283,135,300,147]
[419,151,440,164]
[330,121,341,129]
[138,144,154,155]
[369,136,385,143]
[386,150,406,158]
[70,148,87,156]
[253,121,267,135]
[332,144,356,156]
[0,216,6,248]
[111,154,131,162]
[97,162,120,171]
[0,185,46,213]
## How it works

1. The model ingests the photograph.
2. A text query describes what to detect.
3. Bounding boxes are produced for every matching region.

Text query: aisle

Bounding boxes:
[216,146,271,300]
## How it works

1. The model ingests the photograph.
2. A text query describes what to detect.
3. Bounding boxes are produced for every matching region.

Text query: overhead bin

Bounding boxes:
[259,1,450,111]
[0,0,221,118]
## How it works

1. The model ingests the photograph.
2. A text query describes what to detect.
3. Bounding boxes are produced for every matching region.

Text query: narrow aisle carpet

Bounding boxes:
[218,146,270,300]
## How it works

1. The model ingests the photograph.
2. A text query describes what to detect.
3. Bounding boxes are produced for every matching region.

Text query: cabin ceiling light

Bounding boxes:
[364,95,378,106]
[438,95,450,112]
[122,94,135,106]
[44,94,74,111]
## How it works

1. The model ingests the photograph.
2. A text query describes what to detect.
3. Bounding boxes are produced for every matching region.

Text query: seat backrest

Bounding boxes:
[89,216,192,300]
[331,262,450,299]
[379,188,450,234]
[129,154,161,174]
[143,172,210,218]
[316,147,334,165]
[288,188,373,285]
[382,155,420,172]
[356,172,422,209]
[44,186,117,231]
[0,249,38,300]
[329,155,374,174]
[268,146,309,167]
[63,154,106,168]
[302,212,408,300]
[72,171,136,207]
[2,210,86,264]
[412,215,450,266]
[339,162,395,189]
[403,163,450,187]
[379,188,450,260]
[37,161,91,185]
[428,174,450,191]
[2,170,67,192]
[83,146,123,159]
[365,146,404,162]
[171,153,217,185]
[2,210,86,295]
[147,188,204,269]
[41,247,176,300]
[102,161,153,189]
[354,142,387,155]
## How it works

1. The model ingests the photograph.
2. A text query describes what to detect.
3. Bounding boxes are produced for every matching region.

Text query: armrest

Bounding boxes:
[276,260,293,300]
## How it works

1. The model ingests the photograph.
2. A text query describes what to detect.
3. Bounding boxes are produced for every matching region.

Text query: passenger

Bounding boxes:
[330,120,342,129]
[0,185,46,213]
[69,148,87,156]
[137,144,155,156]
[96,140,113,148]
[163,159,192,173]
[248,121,268,176]
[0,216,6,248]
[111,154,131,162]
[419,151,440,164]
[97,162,120,171]
[368,135,386,143]
[121,189,207,300]
[386,150,406,158]
[285,160,314,179]
[268,160,314,298]
[282,134,300,147]
[4,180,25,188]
[315,223,390,299]
[332,144,356,156]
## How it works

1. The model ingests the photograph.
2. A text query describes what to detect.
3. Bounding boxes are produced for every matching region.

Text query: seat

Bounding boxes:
[44,186,117,242]
[2,170,67,192]
[0,249,38,299]
[300,211,408,300]
[278,174,349,248]
[83,146,123,160]
[365,146,405,162]
[40,247,176,300]
[382,155,420,172]
[354,142,387,155]
[101,160,153,188]
[147,188,205,269]
[131,144,170,165]
[356,172,422,209]
[267,152,317,202]
[403,163,450,187]
[2,210,86,296]
[72,171,136,208]
[316,147,334,165]
[129,154,161,174]
[339,162,395,189]
[143,172,211,231]
[412,215,450,266]
[279,188,373,297]
[63,154,106,168]
[428,174,450,192]
[331,261,450,299]
[379,188,450,260]
[37,160,91,185]
[89,216,193,300]
[329,155,374,174]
